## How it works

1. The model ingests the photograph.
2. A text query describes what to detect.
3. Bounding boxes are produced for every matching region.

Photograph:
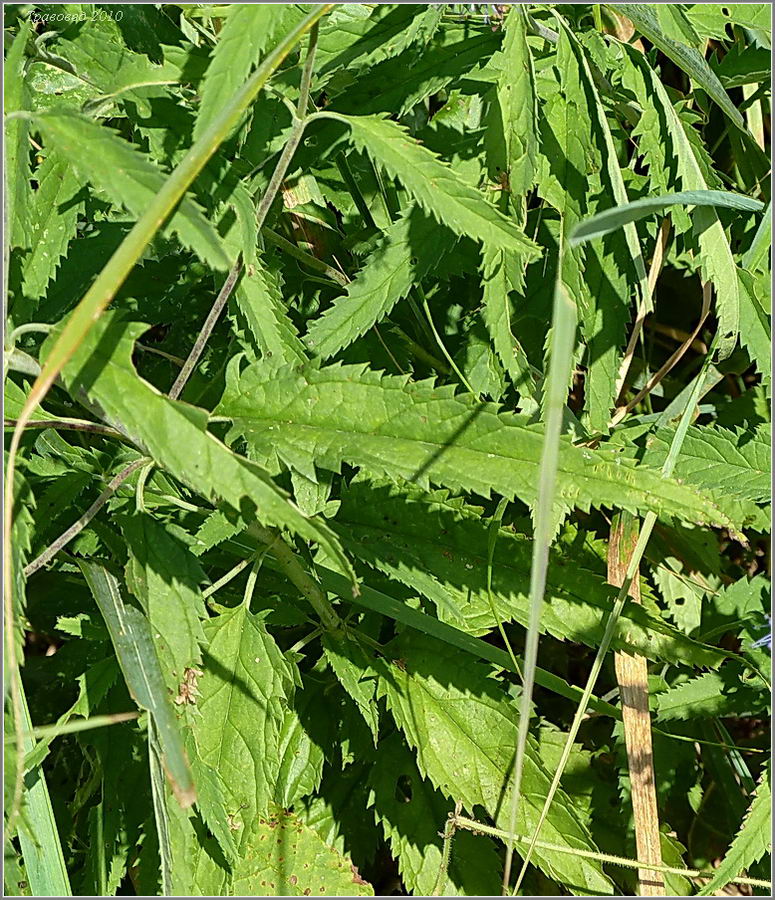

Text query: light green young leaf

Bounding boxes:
[43,313,357,590]
[326,112,541,256]
[697,762,771,895]
[376,631,614,894]
[5,20,32,250]
[194,4,288,141]
[231,807,374,895]
[79,560,195,808]
[219,360,738,531]
[121,515,208,697]
[21,150,84,302]
[612,3,746,132]
[305,207,455,360]
[369,733,502,896]
[32,111,229,272]
[195,605,293,830]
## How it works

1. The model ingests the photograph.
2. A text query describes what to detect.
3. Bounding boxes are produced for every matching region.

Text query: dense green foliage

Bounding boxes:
[3,4,771,896]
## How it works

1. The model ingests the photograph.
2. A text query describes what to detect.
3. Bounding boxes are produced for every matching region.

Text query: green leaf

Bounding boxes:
[569,190,765,247]
[305,207,455,360]
[643,422,771,504]
[612,3,746,132]
[326,112,541,255]
[44,313,357,590]
[496,7,538,197]
[122,514,208,697]
[738,267,771,389]
[5,20,32,250]
[274,707,325,809]
[369,733,502,896]
[79,560,195,808]
[322,633,379,743]
[697,762,771,895]
[480,246,538,410]
[234,257,308,367]
[332,477,727,668]
[219,360,739,531]
[21,149,84,302]
[195,605,293,830]
[376,631,614,894]
[32,111,229,272]
[623,46,747,359]
[655,665,769,721]
[193,4,289,141]
[231,807,374,895]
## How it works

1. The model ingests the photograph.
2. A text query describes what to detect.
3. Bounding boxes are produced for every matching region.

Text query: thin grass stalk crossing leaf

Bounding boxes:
[511,330,724,894]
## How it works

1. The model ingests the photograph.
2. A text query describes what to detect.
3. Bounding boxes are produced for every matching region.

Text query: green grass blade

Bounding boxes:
[13,682,72,896]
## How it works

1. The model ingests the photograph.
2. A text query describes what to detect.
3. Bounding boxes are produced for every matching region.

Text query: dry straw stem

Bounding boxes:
[610,511,664,896]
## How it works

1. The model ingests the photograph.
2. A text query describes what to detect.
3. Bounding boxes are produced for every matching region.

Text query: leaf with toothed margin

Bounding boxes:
[327,112,542,256]
[217,359,739,532]
[41,312,357,592]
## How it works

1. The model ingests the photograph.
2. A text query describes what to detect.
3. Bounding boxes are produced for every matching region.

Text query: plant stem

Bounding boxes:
[454,816,770,890]
[23,457,150,577]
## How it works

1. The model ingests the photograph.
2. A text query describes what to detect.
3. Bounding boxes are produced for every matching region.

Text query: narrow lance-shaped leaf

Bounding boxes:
[32,111,229,272]
[78,560,195,808]
[305,206,455,359]
[218,359,739,532]
[4,20,32,250]
[193,4,290,141]
[623,43,744,359]
[612,3,746,132]
[42,313,357,591]
[324,111,542,256]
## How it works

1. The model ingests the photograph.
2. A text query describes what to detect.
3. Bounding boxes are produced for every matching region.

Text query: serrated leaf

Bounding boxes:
[231,807,373,895]
[329,112,541,255]
[274,706,325,809]
[697,761,771,895]
[644,422,770,504]
[305,206,455,359]
[376,631,614,894]
[655,664,769,721]
[621,45,745,358]
[480,246,538,410]
[78,560,195,808]
[218,360,738,531]
[21,149,84,302]
[194,4,288,141]
[195,605,293,830]
[332,477,727,668]
[369,733,501,896]
[322,634,379,742]
[235,258,308,367]
[43,313,357,590]
[612,3,746,132]
[32,111,229,271]
[738,267,771,390]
